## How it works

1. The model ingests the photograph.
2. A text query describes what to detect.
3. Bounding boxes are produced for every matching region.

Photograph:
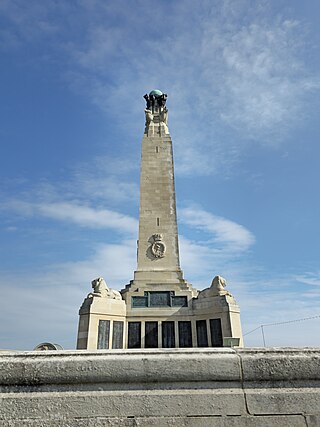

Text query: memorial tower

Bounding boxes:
[135,90,183,285]
[77,90,243,350]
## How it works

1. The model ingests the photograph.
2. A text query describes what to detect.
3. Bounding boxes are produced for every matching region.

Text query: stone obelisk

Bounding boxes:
[131,89,187,288]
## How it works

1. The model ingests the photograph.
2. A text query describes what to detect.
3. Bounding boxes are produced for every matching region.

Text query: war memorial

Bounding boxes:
[76,90,243,351]
[0,91,319,426]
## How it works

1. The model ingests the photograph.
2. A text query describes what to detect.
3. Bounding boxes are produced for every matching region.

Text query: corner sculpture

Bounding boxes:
[198,276,233,298]
[88,277,122,300]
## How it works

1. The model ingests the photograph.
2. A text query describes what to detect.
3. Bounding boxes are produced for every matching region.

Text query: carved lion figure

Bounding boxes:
[198,275,232,298]
[88,277,122,300]
[212,275,228,294]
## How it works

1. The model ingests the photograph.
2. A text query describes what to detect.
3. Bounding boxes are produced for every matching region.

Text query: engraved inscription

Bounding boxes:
[196,320,208,347]
[112,321,124,349]
[97,320,110,349]
[132,291,187,309]
[128,322,141,349]
[178,321,192,348]
[145,321,158,348]
[150,291,171,307]
[210,318,223,347]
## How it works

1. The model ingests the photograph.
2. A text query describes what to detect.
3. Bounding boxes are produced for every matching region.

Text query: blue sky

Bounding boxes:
[1,0,320,350]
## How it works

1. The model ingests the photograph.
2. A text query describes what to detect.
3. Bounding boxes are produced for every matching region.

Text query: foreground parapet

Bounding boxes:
[1,348,319,425]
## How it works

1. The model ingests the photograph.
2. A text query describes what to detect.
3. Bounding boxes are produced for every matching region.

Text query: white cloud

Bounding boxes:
[0,0,64,47]
[211,270,320,347]
[0,155,140,235]
[294,272,320,287]
[1,196,320,349]
[43,240,137,289]
[2,1,319,175]
[180,206,255,251]
[176,206,256,291]
[69,157,139,203]
[62,1,320,174]
[4,200,138,235]
[206,21,320,141]
[179,235,213,283]
[4,156,140,207]
[0,240,137,350]
[39,202,137,232]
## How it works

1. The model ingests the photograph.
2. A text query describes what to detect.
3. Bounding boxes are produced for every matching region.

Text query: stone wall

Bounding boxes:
[0,348,319,426]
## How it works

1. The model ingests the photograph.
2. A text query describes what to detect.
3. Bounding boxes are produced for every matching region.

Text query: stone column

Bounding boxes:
[134,91,184,285]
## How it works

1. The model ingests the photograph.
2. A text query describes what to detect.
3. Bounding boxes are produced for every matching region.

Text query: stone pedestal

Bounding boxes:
[77,295,126,350]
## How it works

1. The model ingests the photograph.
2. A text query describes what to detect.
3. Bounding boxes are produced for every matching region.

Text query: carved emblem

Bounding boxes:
[151,233,166,258]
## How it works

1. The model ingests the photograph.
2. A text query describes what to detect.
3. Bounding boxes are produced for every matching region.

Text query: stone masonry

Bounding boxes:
[77,90,243,350]
[0,348,320,426]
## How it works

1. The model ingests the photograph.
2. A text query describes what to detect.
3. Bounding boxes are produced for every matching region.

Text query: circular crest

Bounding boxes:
[151,241,166,258]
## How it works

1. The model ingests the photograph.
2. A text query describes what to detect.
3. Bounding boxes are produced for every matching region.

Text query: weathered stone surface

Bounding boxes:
[1,348,320,425]
[0,387,245,419]
[239,348,320,381]
[0,348,240,386]
[245,383,320,415]
[239,348,320,416]
[0,416,308,427]
[306,415,320,427]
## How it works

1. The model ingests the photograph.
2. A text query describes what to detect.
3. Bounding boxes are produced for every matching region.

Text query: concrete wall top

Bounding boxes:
[238,348,320,381]
[1,348,320,425]
[1,347,320,387]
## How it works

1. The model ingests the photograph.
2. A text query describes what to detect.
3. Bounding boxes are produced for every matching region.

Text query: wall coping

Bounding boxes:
[1,347,320,386]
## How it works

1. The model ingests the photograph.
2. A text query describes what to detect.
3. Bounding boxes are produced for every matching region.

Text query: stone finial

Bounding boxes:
[88,277,122,300]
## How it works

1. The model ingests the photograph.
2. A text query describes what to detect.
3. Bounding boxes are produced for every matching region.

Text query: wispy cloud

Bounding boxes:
[3,200,138,235]
[2,1,318,174]
[69,172,139,205]
[180,206,255,251]
[0,240,137,349]
[204,20,320,141]
[1,153,140,234]
[2,231,320,349]
[62,1,320,153]
[176,206,256,291]
[294,272,320,287]
[33,157,139,206]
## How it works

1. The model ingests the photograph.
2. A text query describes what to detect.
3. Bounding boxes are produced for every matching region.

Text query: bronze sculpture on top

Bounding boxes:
[144,89,168,136]
[143,90,167,109]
